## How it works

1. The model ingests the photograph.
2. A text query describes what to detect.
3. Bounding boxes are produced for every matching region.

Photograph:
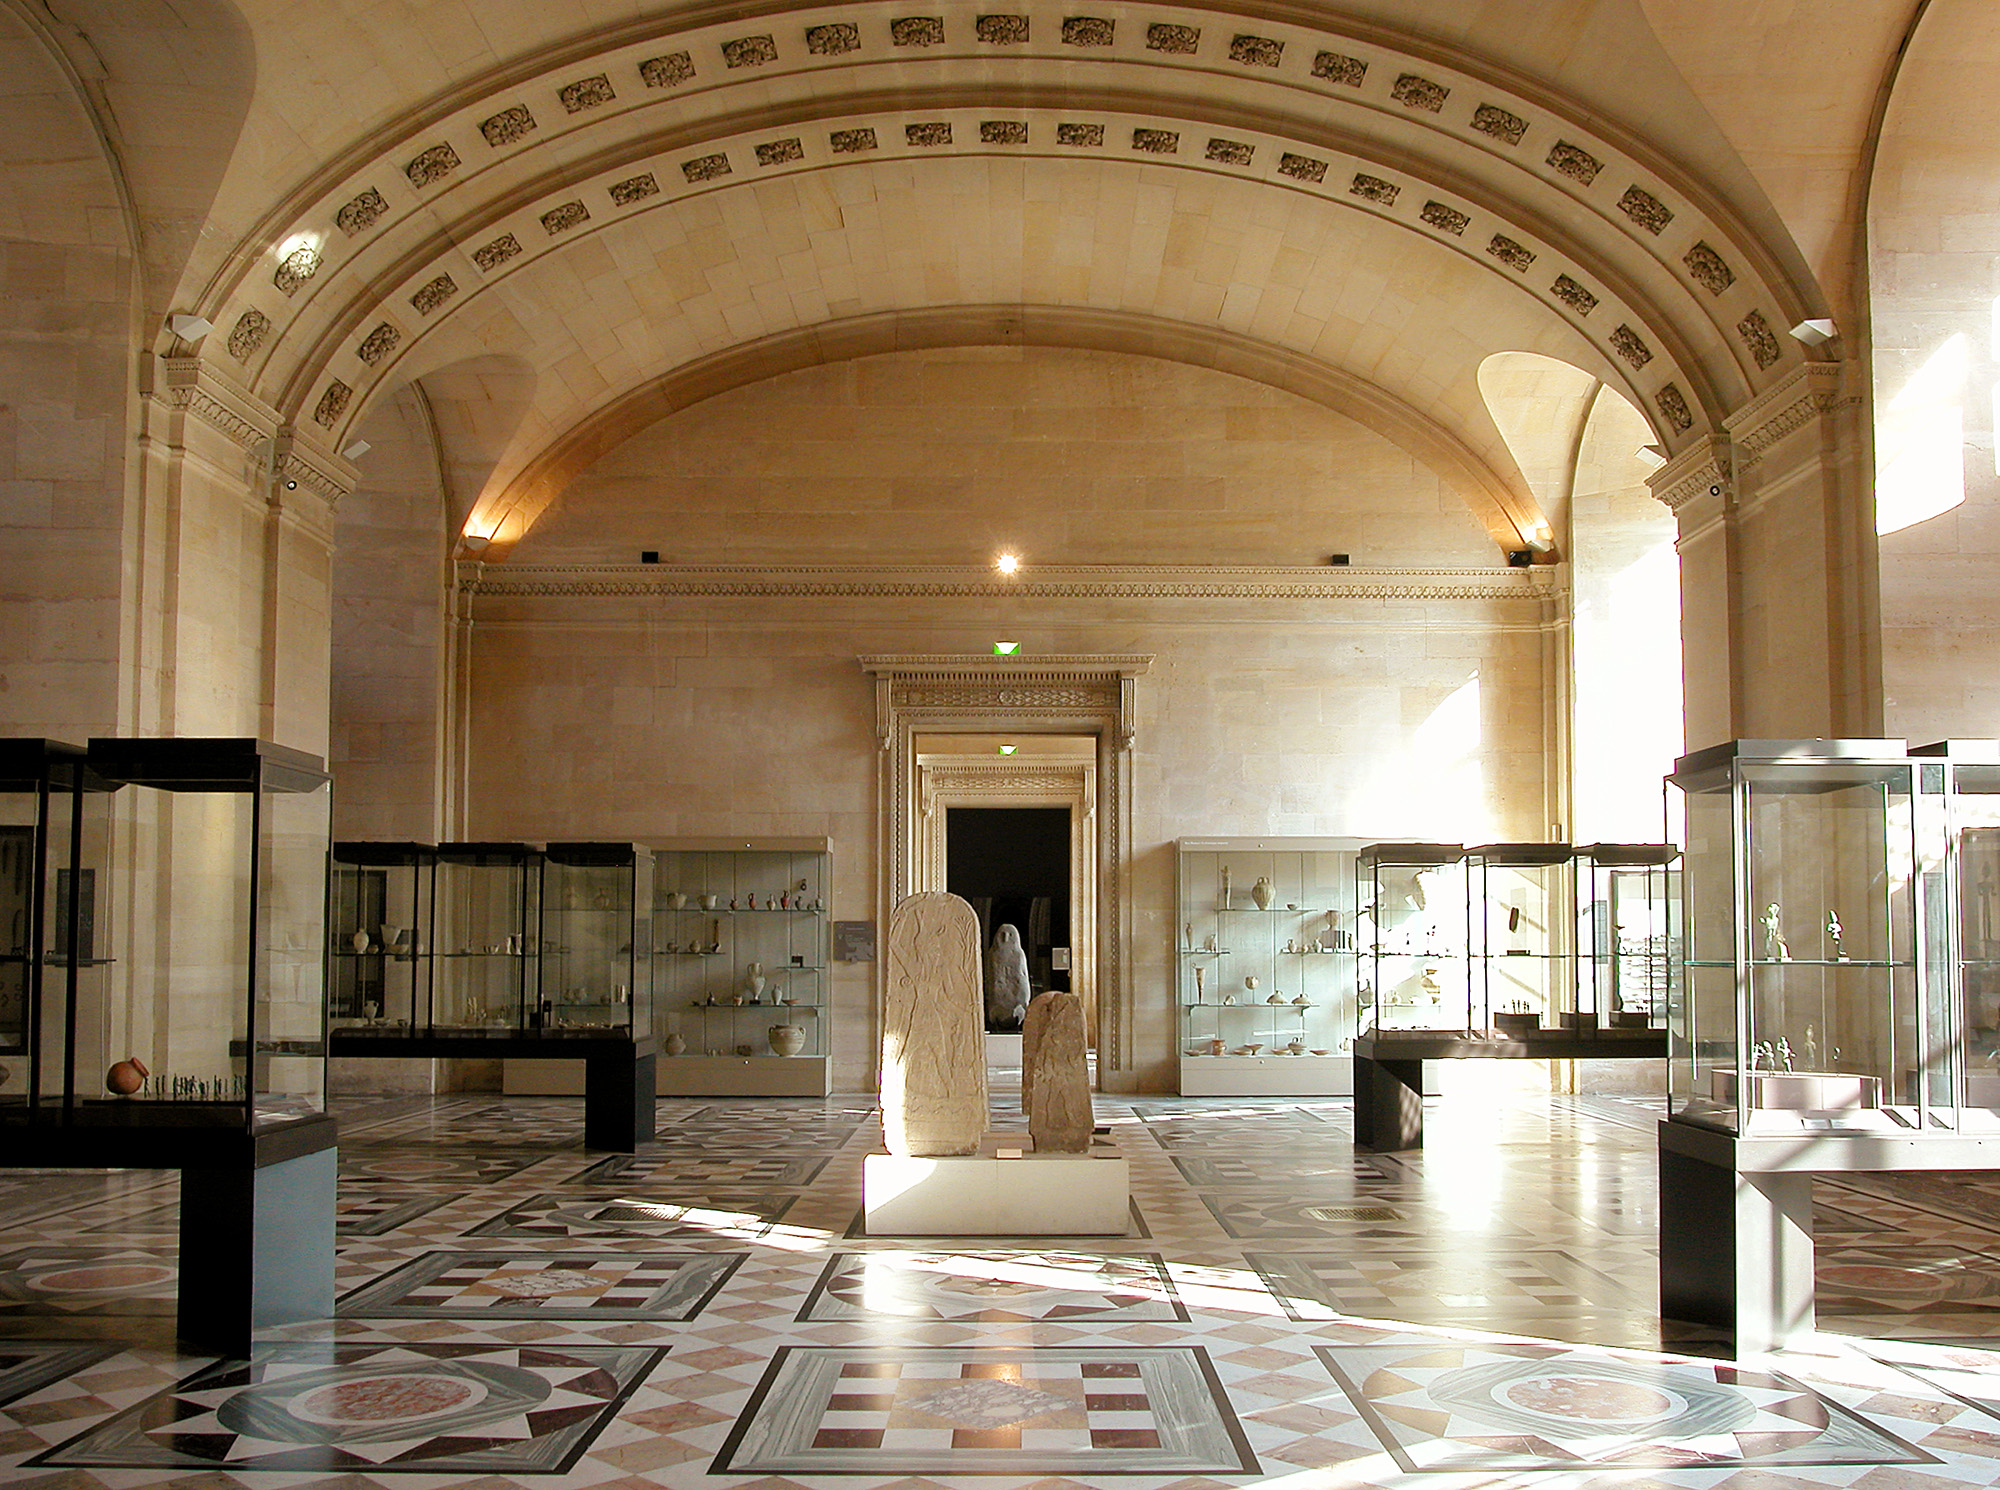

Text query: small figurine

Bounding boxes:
[1826,910,1846,961]
[1804,1024,1818,1068]
[1220,865,1232,909]
[1185,921,1194,949]
[1194,965,1206,999]
[1761,903,1790,961]
[1776,1036,1794,1072]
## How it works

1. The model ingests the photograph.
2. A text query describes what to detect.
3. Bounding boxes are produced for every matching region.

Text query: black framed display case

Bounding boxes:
[538,841,653,1038]
[1355,842,1470,1036]
[1468,841,1576,1034]
[1174,838,1362,1095]
[431,841,542,1033]
[328,841,433,1034]
[0,737,338,1354]
[1576,843,1679,1035]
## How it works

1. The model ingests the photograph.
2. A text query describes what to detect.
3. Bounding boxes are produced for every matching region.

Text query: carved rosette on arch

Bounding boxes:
[881,892,989,1158]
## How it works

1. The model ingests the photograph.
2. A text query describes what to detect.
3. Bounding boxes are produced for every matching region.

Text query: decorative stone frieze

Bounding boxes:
[336,188,389,236]
[1229,34,1282,66]
[312,380,352,429]
[409,273,457,315]
[1546,142,1601,185]
[976,15,1029,43]
[1610,325,1653,369]
[472,234,523,271]
[480,105,536,147]
[1278,153,1327,183]
[682,153,732,181]
[540,201,589,234]
[1737,310,1783,370]
[892,17,945,46]
[1618,185,1673,234]
[982,121,1028,143]
[1551,275,1597,314]
[355,323,401,366]
[1486,234,1534,270]
[1205,138,1254,165]
[1062,17,1113,46]
[274,245,321,295]
[639,52,695,86]
[405,143,460,187]
[1723,363,1852,467]
[906,122,952,146]
[830,128,878,154]
[560,75,615,112]
[1056,123,1104,146]
[1147,23,1198,53]
[158,356,277,451]
[806,23,860,54]
[608,174,659,205]
[1421,202,1469,235]
[1648,435,1730,514]
[1392,73,1448,111]
[1683,242,1735,295]
[1471,105,1526,145]
[723,35,778,67]
[1349,173,1398,204]
[757,138,805,165]
[1655,383,1694,433]
[1312,50,1365,85]
[1132,128,1178,153]
[226,309,270,361]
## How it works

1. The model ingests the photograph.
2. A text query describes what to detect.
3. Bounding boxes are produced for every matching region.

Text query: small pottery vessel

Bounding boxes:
[665,1032,687,1056]
[1267,993,1285,1005]
[1243,975,1259,992]
[666,892,687,910]
[380,924,401,950]
[700,893,720,910]
[351,930,370,953]
[1287,1039,1307,1054]
[1208,1036,1226,1056]
[743,961,767,1001]
[1251,876,1274,910]
[768,1023,805,1057]
[106,1056,149,1096]
[734,1043,754,1057]
[1293,993,1309,1006]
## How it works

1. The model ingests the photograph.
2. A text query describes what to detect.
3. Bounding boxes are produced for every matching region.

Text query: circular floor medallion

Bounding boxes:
[1502,1374,1678,1422]
[486,1269,601,1297]
[289,1373,485,1426]
[30,1263,175,1293]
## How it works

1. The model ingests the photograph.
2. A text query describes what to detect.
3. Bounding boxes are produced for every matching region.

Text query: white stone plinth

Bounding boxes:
[863,1144,1129,1235]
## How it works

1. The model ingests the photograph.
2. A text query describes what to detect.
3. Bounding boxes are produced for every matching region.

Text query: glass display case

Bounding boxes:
[51,737,332,1131]
[1576,843,1679,1033]
[654,838,831,1094]
[0,740,110,1118]
[329,841,432,1034]
[539,842,653,1038]
[1468,843,1574,1034]
[1175,838,1362,1095]
[1356,844,1470,1035]
[1666,738,1961,1135]
[432,842,542,1033]
[1913,740,2000,1115]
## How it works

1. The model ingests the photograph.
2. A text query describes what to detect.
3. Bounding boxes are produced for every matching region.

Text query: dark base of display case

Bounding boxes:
[0,1114,337,1356]
[1352,1031,1668,1151]
[1657,1117,2000,1354]
[329,1032,657,1150]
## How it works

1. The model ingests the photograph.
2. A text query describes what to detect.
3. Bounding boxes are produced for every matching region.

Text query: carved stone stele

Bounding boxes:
[986,923,1031,1030]
[1023,989,1093,1153]
[882,892,989,1157]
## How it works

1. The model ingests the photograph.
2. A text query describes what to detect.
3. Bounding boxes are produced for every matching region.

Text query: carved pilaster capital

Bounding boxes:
[156,355,278,451]
[1723,363,1855,468]
[1648,435,1731,514]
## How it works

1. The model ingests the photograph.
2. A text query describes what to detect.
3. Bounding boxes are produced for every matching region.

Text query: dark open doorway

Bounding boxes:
[946,805,1071,1031]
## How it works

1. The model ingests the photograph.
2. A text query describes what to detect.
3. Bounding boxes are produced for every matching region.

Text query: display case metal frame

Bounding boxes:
[1174,837,1363,1096]
[0,736,337,1355]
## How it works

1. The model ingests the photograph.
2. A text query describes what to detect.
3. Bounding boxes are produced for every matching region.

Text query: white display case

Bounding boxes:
[1175,838,1363,1095]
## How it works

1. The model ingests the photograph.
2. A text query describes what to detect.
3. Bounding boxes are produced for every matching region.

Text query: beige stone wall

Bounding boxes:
[451,346,1554,1091]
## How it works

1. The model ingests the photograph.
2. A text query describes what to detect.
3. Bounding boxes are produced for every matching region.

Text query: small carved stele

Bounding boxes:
[1023,990,1093,1153]
[882,892,989,1157]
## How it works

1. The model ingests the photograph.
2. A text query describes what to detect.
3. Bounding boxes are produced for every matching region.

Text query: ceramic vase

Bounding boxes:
[351,929,370,953]
[106,1056,149,1095]
[744,961,767,1001]
[768,1023,805,1057]
[1251,876,1274,910]
[665,1032,687,1056]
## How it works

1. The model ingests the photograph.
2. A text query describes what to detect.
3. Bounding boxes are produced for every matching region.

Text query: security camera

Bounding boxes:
[285,479,298,490]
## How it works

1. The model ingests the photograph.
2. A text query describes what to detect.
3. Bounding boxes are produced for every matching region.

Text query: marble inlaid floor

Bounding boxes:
[3,1088,2000,1487]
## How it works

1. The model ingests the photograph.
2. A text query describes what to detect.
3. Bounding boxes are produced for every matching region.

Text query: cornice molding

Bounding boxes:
[157,355,278,451]
[458,563,1554,602]
[1723,362,1854,467]
[1648,435,1730,514]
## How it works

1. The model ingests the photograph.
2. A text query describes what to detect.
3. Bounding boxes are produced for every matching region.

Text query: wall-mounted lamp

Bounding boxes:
[460,533,493,554]
[1789,318,1838,346]
[1524,523,1555,554]
[998,744,1018,755]
[992,641,1020,655]
[166,312,213,342]
[340,439,371,461]
[1634,444,1668,471]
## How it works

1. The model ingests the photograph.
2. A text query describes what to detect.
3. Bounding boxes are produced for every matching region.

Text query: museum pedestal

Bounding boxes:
[1658,1117,2000,1354]
[862,1143,1129,1235]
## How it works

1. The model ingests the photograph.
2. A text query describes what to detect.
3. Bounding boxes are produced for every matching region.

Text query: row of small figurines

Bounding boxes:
[1188,968,1310,1004]
[661,881,822,912]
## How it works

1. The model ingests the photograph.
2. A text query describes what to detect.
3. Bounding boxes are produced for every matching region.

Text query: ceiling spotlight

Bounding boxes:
[1634,444,1668,471]
[995,552,1020,576]
[166,312,213,341]
[1525,523,1555,553]
[993,641,1020,656]
[340,439,372,461]
[1789,318,1837,346]
[461,533,493,553]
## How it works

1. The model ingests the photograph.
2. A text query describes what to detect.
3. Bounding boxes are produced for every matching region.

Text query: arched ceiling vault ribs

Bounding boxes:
[200,4,1816,452]
[467,304,1549,560]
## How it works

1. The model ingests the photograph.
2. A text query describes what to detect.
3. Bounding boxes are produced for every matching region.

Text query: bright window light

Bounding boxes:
[1876,333,1968,535]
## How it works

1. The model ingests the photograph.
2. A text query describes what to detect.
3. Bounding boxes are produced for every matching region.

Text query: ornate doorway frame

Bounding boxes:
[861,654,1150,1081]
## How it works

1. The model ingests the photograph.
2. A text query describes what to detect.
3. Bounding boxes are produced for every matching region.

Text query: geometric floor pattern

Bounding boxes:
[8,1088,2000,1488]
